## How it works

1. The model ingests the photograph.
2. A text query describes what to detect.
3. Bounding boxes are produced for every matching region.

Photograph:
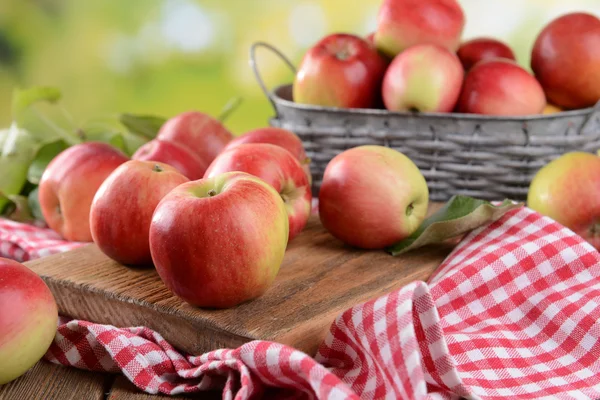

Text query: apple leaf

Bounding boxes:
[119,113,166,139]
[386,195,524,256]
[1,194,36,223]
[27,186,45,223]
[0,124,38,208]
[12,86,62,119]
[27,139,69,185]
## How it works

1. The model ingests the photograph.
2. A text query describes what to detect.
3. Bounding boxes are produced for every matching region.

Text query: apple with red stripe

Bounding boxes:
[293,33,387,109]
[528,152,600,250]
[149,171,289,308]
[90,160,189,266]
[222,127,312,184]
[132,138,208,180]
[38,142,129,242]
[0,258,58,384]
[156,111,233,166]
[382,43,464,113]
[457,59,546,116]
[204,143,312,242]
[319,145,429,249]
[457,37,516,71]
[374,0,465,58]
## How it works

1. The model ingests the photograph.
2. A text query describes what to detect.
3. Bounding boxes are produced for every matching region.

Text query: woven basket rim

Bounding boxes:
[270,83,597,122]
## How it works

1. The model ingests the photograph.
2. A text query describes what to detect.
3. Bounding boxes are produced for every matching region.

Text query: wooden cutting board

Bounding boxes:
[24,204,453,357]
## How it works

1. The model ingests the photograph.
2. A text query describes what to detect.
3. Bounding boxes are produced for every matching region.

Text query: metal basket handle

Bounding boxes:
[249,42,297,111]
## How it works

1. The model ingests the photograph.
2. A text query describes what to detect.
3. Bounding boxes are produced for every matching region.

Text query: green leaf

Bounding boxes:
[12,86,61,119]
[386,195,524,256]
[28,187,45,223]
[122,131,148,156]
[27,139,69,185]
[1,194,36,223]
[119,113,166,139]
[0,124,38,202]
[78,124,129,153]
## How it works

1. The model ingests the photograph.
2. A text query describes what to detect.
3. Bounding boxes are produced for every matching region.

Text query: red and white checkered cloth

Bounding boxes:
[3,206,600,399]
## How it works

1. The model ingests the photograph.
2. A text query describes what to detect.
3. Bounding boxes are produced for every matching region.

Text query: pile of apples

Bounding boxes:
[30,100,432,311]
[293,0,600,116]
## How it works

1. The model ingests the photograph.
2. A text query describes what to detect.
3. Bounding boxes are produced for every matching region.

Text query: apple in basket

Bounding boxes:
[90,160,189,266]
[457,59,546,116]
[382,43,464,113]
[38,142,129,242]
[132,138,208,180]
[528,152,600,250]
[204,143,311,242]
[374,0,465,58]
[531,12,600,110]
[0,258,58,385]
[456,37,516,71]
[156,110,234,166]
[293,33,387,109]
[149,171,289,308]
[222,127,312,184]
[319,145,429,249]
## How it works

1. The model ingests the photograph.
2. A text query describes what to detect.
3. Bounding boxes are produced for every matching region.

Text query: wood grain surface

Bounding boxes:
[0,361,109,400]
[24,204,452,357]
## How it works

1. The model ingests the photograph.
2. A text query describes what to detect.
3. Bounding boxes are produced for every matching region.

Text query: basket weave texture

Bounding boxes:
[251,42,600,202]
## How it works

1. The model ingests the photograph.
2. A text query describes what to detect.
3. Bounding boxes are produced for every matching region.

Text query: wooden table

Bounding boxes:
[0,360,220,399]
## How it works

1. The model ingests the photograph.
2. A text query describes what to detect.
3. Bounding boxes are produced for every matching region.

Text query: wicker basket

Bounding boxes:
[249,42,600,202]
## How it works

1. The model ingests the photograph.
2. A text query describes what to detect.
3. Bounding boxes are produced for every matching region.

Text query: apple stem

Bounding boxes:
[302,157,311,165]
[208,189,217,197]
[406,203,414,216]
[153,164,163,172]
[217,97,243,123]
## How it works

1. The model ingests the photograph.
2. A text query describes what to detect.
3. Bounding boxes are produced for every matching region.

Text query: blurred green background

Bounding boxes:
[1,0,599,135]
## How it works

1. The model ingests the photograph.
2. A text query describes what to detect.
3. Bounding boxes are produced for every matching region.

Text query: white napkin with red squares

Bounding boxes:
[2,206,600,399]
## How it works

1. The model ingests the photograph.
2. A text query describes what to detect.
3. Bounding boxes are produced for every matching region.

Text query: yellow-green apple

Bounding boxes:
[0,258,58,385]
[382,43,464,113]
[204,143,311,241]
[293,33,387,109]
[156,111,233,165]
[458,59,546,115]
[319,145,429,249]
[132,138,208,180]
[528,152,600,249]
[222,127,312,184]
[149,171,289,308]
[374,0,465,58]
[543,104,563,115]
[90,160,189,266]
[531,12,600,110]
[38,142,129,242]
[457,37,516,71]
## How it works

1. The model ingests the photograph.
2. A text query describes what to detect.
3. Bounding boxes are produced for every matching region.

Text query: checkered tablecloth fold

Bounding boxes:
[2,206,599,399]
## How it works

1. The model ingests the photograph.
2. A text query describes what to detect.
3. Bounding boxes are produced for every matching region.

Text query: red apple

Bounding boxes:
[457,37,516,71]
[204,143,311,242]
[374,0,465,58]
[0,258,58,384]
[319,145,429,249]
[149,171,289,308]
[90,160,189,266]
[528,152,600,250]
[39,142,129,242]
[531,12,600,110]
[222,127,312,184]
[156,111,233,165]
[293,33,387,109]
[458,59,546,115]
[132,139,208,180]
[366,32,375,45]
[382,43,464,113]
